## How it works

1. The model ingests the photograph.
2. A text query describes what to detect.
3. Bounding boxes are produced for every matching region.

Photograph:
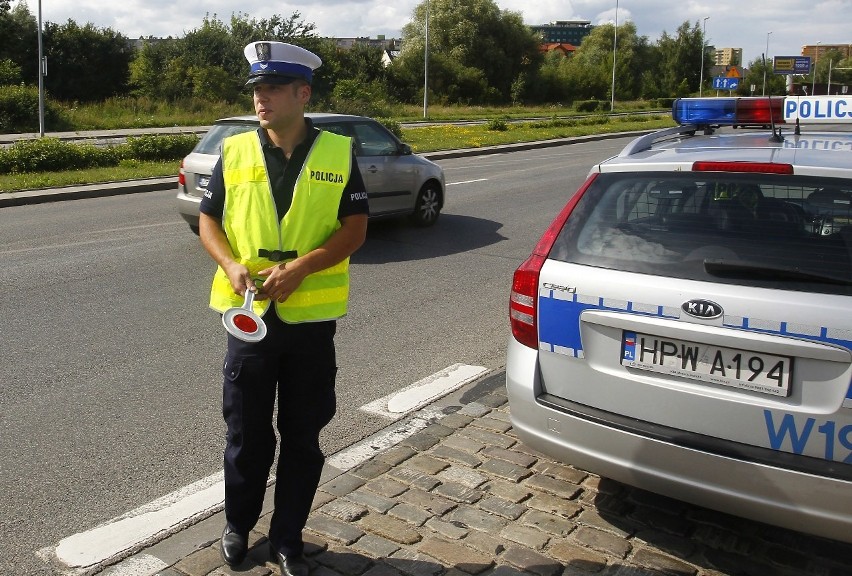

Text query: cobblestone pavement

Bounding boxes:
[94,373,850,576]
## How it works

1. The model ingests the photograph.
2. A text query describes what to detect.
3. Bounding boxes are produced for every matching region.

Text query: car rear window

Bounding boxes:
[194,123,256,154]
[549,172,852,295]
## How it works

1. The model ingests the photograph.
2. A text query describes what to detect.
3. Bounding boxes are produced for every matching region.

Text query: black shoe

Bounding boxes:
[220,525,248,566]
[270,547,309,576]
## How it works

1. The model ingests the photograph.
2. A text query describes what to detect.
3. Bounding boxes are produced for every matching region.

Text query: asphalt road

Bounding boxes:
[0,138,629,574]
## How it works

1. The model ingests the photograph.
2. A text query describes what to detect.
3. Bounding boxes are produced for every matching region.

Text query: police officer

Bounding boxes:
[199,41,369,576]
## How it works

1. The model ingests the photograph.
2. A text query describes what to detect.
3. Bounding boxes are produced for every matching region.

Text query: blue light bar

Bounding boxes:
[673,97,785,126]
[673,98,737,125]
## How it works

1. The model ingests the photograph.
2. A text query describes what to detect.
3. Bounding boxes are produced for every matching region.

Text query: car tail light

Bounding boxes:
[692,161,794,174]
[509,174,598,349]
[178,159,186,188]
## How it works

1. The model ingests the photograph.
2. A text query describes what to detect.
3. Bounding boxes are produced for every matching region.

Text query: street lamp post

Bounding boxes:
[37,0,45,137]
[812,41,821,95]
[423,0,429,119]
[698,16,709,97]
[610,0,618,112]
[762,31,772,96]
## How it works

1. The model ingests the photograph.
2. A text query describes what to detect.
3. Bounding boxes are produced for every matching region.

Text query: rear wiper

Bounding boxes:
[704,258,852,286]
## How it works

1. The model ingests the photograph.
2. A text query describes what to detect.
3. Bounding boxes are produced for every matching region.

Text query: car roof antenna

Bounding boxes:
[765,55,784,143]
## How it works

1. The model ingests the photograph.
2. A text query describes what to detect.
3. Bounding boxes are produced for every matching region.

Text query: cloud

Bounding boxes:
[20,0,849,67]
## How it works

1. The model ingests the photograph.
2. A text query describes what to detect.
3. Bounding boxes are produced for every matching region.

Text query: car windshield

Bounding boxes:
[194,122,256,154]
[549,172,852,295]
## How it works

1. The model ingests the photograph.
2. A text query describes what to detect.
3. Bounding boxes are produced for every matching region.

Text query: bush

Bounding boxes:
[577,116,609,126]
[486,118,508,131]
[0,59,22,86]
[122,134,199,161]
[0,85,70,133]
[0,85,41,133]
[0,133,198,174]
[574,100,607,113]
[378,119,403,139]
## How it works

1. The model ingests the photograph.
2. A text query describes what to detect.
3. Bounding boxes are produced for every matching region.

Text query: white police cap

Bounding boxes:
[244,41,322,85]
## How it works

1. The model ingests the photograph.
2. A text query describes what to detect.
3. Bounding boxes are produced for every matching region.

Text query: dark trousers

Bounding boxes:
[222,312,337,556]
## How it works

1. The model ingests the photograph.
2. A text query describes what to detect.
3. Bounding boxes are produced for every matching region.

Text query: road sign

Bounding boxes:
[726,66,742,78]
[713,76,739,91]
[774,56,811,75]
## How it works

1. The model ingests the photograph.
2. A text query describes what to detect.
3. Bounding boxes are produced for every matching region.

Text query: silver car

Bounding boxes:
[507,96,852,543]
[177,113,445,233]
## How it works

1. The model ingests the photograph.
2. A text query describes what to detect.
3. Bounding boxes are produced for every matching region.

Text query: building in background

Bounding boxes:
[714,48,742,67]
[529,20,594,46]
[539,42,577,57]
[127,36,173,50]
[802,43,852,60]
[330,36,400,51]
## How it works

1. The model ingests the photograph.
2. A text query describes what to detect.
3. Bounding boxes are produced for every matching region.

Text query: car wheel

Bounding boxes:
[409,182,441,227]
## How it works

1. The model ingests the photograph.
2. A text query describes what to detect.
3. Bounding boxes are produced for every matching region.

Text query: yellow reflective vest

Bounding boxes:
[209,129,353,323]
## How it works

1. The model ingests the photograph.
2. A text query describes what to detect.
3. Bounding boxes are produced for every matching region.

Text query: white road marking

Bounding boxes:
[43,364,487,572]
[49,472,224,570]
[447,178,487,185]
[361,363,487,419]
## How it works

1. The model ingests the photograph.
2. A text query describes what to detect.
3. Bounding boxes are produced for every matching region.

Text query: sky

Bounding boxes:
[19,0,852,66]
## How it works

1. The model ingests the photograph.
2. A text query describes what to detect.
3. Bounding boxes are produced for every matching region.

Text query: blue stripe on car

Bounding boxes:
[538,290,852,402]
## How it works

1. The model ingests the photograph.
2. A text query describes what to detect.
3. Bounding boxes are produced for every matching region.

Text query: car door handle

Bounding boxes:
[367,165,379,173]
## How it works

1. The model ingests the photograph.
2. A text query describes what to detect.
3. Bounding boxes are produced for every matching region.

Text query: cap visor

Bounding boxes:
[245,74,303,86]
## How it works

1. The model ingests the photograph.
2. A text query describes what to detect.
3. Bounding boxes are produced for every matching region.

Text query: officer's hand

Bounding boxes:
[223,262,260,299]
[257,262,305,303]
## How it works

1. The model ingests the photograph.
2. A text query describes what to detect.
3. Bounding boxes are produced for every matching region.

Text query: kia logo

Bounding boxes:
[682,299,723,319]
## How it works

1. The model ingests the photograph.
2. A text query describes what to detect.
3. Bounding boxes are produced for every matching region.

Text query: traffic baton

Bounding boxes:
[222,288,267,342]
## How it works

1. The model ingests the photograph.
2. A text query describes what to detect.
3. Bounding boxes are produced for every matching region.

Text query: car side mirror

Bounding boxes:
[399,143,412,155]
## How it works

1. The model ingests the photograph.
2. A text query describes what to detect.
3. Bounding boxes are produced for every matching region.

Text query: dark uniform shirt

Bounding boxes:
[200,118,369,220]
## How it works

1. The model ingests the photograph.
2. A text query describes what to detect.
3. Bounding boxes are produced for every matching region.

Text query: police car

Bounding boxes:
[507,96,852,543]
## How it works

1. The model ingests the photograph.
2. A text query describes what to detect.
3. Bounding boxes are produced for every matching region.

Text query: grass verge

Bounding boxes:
[1,114,675,193]
[0,160,180,192]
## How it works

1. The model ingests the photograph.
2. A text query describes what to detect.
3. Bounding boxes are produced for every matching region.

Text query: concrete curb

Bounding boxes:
[0,177,175,208]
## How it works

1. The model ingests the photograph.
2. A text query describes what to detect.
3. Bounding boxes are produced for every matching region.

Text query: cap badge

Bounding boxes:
[255,42,271,62]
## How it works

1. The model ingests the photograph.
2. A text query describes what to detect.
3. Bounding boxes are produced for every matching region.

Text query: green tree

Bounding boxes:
[43,20,133,101]
[530,50,573,103]
[397,0,541,103]
[740,56,786,96]
[0,58,21,85]
[814,49,845,90]
[320,41,392,114]
[655,21,703,96]
[0,1,38,84]
[827,56,852,94]
[130,12,319,103]
[129,39,183,99]
[564,21,647,102]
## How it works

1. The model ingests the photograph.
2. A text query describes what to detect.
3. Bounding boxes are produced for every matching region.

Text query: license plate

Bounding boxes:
[621,331,792,396]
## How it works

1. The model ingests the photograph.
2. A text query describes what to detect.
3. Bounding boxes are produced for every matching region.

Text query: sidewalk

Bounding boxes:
[48,371,852,576]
